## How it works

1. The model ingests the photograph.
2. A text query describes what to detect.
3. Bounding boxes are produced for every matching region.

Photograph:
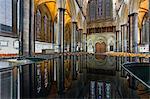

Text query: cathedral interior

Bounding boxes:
[0,0,149,98]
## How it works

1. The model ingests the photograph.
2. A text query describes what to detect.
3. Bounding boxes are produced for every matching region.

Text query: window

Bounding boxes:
[88,0,112,21]
[105,0,111,17]
[0,0,12,32]
[90,0,96,21]
[44,15,48,41]
[49,20,53,43]
[36,10,41,40]
[98,0,103,17]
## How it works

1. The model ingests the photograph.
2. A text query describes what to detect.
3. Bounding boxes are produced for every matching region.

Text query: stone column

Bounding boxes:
[133,13,138,53]
[149,2,150,62]
[148,0,150,62]
[146,20,150,62]
[30,0,35,56]
[22,0,34,56]
[124,25,128,62]
[78,29,83,51]
[19,0,34,98]
[121,25,127,77]
[71,22,77,79]
[56,7,65,93]
[116,30,121,71]
[78,29,83,72]
[85,33,88,52]
[128,13,139,89]
[132,13,138,61]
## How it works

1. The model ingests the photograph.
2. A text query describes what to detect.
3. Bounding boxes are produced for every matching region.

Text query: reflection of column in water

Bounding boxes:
[76,61,79,72]
[90,81,96,98]
[37,65,41,93]
[44,63,48,88]
[105,83,111,99]
[97,82,103,99]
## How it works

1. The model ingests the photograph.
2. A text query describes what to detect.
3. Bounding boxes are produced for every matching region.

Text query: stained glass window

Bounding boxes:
[36,10,41,40]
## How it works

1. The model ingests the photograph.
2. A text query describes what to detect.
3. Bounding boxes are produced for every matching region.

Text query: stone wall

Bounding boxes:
[87,32,116,53]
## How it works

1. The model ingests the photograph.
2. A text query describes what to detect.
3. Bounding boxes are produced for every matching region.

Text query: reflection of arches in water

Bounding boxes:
[95,42,106,60]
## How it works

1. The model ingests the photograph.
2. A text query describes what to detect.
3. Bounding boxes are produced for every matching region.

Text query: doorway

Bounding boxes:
[95,42,106,60]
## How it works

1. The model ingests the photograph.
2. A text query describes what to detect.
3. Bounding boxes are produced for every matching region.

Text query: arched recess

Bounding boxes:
[67,0,77,21]
[35,4,52,42]
[64,22,71,51]
[108,36,115,51]
[138,0,149,28]
[129,0,140,14]
[95,42,106,53]
[138,0,149,44]
[53,16,57,44]
[95,42,106,60]
[35,0,72,22]
[140,13,149,44]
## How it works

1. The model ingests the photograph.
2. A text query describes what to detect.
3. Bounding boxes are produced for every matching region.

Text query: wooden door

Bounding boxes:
[95,42,106,60]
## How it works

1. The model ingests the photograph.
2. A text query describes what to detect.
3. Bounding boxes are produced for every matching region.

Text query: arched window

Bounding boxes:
[89,0,96,21]
[36,10,41,40]
[44,15,48,41]
[88,0,112,21]
[97,0,103,18]
[105,0,111,17]
[49,20,52,43]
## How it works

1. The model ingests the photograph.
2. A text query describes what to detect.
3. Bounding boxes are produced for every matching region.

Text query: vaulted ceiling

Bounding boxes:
[34,0,71,24]
[138,0,149,27]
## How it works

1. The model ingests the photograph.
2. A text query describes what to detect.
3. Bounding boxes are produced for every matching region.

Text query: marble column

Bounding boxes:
[71,22,77,79]
[56,7,65,93]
